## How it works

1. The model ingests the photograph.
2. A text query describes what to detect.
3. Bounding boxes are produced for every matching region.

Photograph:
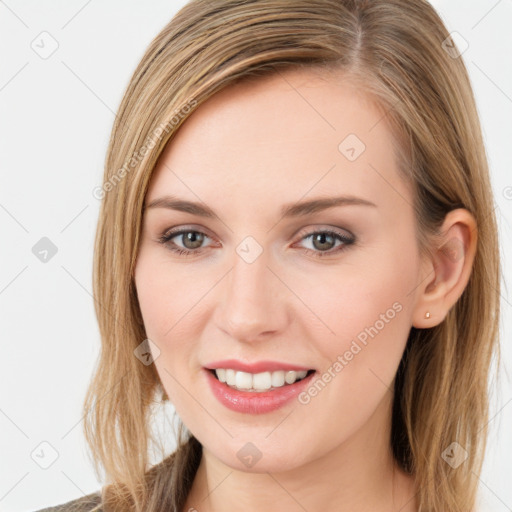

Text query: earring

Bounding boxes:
[424,311,431,319]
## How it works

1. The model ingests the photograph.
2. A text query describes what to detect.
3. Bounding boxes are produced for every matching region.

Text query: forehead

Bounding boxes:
[145,67,409,218]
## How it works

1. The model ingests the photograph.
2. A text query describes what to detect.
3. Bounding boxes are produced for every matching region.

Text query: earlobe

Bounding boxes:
[412,208,477,329]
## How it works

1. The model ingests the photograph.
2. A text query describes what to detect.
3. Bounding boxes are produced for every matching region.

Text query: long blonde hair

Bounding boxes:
[84,1,501,510]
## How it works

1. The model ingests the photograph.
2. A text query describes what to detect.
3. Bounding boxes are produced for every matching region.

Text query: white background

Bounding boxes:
[1,1,511,511]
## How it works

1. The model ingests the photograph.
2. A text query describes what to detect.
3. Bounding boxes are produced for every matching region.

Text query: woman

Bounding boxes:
[37,0,501,510]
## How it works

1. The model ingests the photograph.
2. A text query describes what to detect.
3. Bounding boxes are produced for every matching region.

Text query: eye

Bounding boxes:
[157,228,214,257]
[294,228,355,258]
[157,227,355,258]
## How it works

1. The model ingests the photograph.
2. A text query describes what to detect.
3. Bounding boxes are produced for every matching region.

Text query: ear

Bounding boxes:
[412,208,478,328]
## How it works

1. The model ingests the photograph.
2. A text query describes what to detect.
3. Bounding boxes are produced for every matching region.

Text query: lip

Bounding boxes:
[204,359,314,373]
[204,367,316,414]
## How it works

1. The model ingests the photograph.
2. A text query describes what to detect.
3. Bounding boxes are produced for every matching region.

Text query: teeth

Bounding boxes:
[271,370,285,388]
[226,369,236,386]
[253,371,272,391]
[235,371,253,390]
[214,368,309,392]
[285,371,297,384]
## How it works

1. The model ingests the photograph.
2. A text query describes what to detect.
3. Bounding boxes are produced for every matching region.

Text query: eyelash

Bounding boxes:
[157,227,355,259]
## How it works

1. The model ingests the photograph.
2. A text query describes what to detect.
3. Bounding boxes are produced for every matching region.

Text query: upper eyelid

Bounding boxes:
[161,226,216,243]
[295,225,354,240]
[161,223,353,236]
[161,225,354,246]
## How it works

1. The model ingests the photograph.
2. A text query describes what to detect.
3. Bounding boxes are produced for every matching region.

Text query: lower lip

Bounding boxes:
[204,369,315,414]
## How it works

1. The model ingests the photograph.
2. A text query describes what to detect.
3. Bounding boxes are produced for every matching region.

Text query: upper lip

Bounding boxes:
[204,359,314,373]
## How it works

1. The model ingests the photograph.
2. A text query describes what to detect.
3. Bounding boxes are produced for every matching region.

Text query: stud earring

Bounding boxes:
[424,311,431,319]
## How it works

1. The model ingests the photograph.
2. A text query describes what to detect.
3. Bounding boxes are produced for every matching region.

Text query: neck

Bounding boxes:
[183,393,417,512]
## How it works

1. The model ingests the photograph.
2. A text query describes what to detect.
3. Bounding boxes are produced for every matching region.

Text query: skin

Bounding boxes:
[134,67,477,512]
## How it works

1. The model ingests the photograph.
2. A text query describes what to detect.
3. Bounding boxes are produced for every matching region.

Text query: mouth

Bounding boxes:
[208,368,316,393]
[203,361,317,414]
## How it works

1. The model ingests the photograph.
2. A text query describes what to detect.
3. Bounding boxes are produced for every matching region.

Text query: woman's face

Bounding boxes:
[134,68,427,473]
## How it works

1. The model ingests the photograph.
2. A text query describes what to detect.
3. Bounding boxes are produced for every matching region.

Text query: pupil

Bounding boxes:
[184,231,203,249]
[314,233,334,251]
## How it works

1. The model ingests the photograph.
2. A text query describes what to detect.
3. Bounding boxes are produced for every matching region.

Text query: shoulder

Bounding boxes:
[33,490,102,512]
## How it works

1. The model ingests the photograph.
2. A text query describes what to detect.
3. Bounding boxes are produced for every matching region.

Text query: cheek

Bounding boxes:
[302,248,417,352]
[293,279,414,450]
[302,238,418,400]
[134,257,187,385]
[134,252,200,341]
[134,254,209,399]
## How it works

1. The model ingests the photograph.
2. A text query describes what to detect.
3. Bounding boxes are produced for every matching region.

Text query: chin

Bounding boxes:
[202,436,315,475]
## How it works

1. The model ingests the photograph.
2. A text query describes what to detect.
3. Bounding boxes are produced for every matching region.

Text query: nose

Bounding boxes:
[215,246,289,344]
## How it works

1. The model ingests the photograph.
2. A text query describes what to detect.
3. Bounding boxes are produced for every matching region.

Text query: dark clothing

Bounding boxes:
[34,491,102,512]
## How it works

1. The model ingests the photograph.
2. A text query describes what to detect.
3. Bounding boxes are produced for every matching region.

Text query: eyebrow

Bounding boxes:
[145,194,377,218]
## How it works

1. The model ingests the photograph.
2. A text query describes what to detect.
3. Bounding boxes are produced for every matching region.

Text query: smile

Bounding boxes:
[203,360,317,414]
[213,368,312,392]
